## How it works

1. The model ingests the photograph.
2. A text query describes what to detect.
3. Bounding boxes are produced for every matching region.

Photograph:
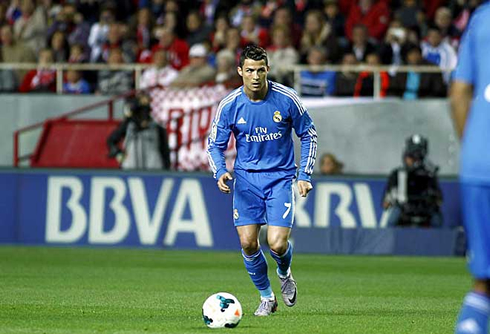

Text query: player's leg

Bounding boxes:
[233,172,277,316]
[236,225,278,316]
[265,177,297,307]
[455,183,490,334]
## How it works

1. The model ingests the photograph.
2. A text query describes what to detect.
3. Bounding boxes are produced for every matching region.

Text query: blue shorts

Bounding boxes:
[461,182,490,279]
[232,170,295,228]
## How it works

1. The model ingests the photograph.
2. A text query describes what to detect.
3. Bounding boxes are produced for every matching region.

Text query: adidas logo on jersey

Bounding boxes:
[237,117,247,124]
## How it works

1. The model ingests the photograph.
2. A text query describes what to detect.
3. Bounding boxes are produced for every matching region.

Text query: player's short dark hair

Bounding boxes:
[239,44,268,67]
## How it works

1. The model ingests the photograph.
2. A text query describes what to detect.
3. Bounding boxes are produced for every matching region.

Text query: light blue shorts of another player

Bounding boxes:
[460,182,490,279]
[232,170,295,228]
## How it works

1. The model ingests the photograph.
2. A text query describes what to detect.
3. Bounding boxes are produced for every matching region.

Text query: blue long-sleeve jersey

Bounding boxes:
[207,81,317,181]
[453,2,490,184]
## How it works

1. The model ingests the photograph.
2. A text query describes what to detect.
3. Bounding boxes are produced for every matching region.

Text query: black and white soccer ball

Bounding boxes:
[202,292,242,328]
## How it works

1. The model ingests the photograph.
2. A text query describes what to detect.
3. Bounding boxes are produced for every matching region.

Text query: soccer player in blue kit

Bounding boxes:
[451,3,490,333]
[207,45,317,316]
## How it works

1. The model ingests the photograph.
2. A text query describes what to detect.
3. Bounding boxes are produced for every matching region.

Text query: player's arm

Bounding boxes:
[450,14,475,139]
[207,105,233,194]
[450,81,473,139]
[289,92,317,197]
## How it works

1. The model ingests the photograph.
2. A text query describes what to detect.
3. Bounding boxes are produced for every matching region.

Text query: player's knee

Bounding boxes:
[240,239,259,255]
[269,240,288,255]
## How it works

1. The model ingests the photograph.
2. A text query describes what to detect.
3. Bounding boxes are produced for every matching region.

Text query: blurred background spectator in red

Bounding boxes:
[19,47,56,93]
[345,0,390,42]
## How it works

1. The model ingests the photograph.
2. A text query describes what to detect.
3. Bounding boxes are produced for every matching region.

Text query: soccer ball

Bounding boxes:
[202,292,243,328]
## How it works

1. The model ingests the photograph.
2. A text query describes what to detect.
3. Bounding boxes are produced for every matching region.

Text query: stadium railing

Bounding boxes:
[0,63,454,98]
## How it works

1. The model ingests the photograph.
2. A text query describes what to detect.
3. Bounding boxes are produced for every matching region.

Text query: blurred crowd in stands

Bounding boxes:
[0,0,479,97]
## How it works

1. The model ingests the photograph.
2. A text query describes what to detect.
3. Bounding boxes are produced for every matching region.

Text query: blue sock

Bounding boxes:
[242,248,272,298]
[455,292,490,334]
[270,241,293,277]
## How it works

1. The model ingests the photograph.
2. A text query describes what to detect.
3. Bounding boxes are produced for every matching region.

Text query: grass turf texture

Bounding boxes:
[0,246,470,334]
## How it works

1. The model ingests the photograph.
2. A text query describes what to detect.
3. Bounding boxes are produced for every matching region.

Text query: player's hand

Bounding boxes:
[297,180,313,197]
[217,172,233,194]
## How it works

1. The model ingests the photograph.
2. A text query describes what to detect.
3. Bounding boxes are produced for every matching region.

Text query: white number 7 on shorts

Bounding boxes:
[283,202,292,219]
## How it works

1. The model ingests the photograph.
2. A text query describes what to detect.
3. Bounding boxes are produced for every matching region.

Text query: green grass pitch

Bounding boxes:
[0,246,470,334]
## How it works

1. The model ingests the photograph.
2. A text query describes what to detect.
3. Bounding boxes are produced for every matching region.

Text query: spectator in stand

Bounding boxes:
[214,49,242,88]
[388,44,446,99]
[421,26,457,83]
[320,153,344,175]
[300,9,342,63]
[0,23,36,84]
[149,27,189,70]
[160,10,186,39]
[63,69,91,94]
[170,43,216,88]
[271,6,302,48]
[406,25,422,45]
[354,52,390,97]
[97,48,133,95]
[434,6,461,47]
[334,52,359,96]
[0,26,18,91]
[68,43,88,63]
[88,6,115,62]
[13,0,47,53]
[345,24,377,62]
[186,10,212,47]
[209,14,230,52]
[379,21,407,65]
[267,25,299,85]
[97,23,136,63]
[46,3,77,42]
[450,0,480,33]
[0,3,8,27]
[67,5,91,49]
[394,0,423,29]
[229,0,262,27]
[240,14,270,48]
[49,30,69,63]
[300,46,337,97]
[6,1,22,25]
[19,48,56,93]
[216,27,243,66]
[139,49,179,89]
[146,0,165,21]
[128,7,154,57]
[323,0,346,38]
[345,0,390,42]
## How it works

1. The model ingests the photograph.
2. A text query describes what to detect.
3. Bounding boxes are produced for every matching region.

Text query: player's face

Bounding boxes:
[238,58,269,94]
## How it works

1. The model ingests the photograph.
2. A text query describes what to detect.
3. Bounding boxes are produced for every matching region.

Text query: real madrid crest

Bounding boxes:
[233,209,239,220]
[273,111,282,123]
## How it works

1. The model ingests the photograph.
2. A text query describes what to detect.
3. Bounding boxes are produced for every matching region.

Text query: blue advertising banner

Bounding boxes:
[0,170,462,255]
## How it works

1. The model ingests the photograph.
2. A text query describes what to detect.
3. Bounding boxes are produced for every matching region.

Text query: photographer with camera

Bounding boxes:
[382,134,443,227]
[107,92,170,170]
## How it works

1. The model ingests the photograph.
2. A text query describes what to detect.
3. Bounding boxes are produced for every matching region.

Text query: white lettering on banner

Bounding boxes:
[295,182,382,228]
[315,183,356,228]
[128,178,174,245]
[45,176,213,246]
[353,183,377,228]
[163,179,213,247]
[89,177,131,244]
[46,177,87,243]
